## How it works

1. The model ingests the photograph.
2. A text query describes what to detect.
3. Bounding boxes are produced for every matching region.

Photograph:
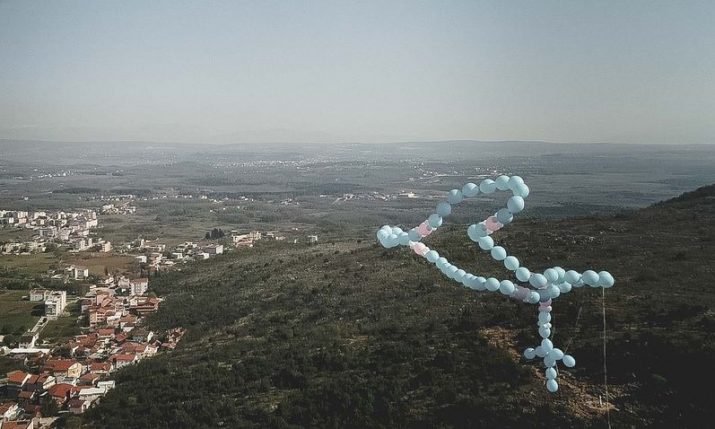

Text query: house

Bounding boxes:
[129,296,160,316]
[97,328,115,339]
[43,358,83,378]
[47,383,80,406]
[29,289,46,302]
[89,362,112,375]
[78,386,107,402]
[72,266,89,280]
[100,241,112,252]
[68,398,90,414]
[129,328,153,343]
[112,353,138,369]
[204,244,223,255]
[6,370,31,387]
[97,380,115,391]
[308,235,318,244]
[17,390,36,402]
[129,278,149,296]
[0,401,21,420]
[23,374,55,391]
[44,291,67,318]
[70,266,89,280]
[79,372,100,386]
[134,255,147,264]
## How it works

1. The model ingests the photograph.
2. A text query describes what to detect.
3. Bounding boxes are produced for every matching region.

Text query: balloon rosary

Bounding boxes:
[376,176,615,393]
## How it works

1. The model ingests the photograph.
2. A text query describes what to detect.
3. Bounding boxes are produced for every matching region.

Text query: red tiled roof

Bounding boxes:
[37,374,53,384]
[48,383,79,398]
[90,362,112,371]
[44,358,80,372]
[79,373,99,384]
[0,401,18,413]
[113,353,137,362]
[7,370,29,384]
[18,390,34,399]
[121,342,147,353]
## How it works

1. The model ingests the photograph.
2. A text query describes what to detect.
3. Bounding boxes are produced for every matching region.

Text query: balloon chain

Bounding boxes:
[377,175,615,393]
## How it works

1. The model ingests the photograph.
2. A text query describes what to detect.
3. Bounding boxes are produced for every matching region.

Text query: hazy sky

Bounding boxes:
[1,1,714,144]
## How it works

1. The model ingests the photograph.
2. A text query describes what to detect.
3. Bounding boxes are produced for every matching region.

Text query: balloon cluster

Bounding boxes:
[377,176,615,393]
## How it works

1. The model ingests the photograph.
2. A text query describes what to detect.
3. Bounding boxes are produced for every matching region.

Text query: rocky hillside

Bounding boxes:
[79,185,715,429]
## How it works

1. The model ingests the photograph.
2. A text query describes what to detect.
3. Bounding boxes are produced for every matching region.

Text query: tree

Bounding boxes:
[41,395,59,417]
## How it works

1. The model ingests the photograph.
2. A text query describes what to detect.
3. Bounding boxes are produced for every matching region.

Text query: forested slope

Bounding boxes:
[81,185,715,429]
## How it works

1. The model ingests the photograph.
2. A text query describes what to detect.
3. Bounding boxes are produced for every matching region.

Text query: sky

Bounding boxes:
[1,0,714,145]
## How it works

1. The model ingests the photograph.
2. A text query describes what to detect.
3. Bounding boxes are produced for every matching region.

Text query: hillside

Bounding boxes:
[80,186,715,429]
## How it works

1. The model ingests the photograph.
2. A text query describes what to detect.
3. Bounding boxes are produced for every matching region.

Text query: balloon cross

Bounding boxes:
[376,176,615,393]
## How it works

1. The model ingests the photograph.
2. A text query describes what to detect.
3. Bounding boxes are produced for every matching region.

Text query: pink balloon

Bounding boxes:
[418,221,433,237]
[539,299,552,311]
[413,242,428,256]
[484,216,503,233]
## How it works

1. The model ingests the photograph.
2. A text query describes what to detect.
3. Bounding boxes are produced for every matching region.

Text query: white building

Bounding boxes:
[129,278,149,296]
[45,290,67,318]
[204,244,224,255]
[30,289,47,302]
[73,266,89,280]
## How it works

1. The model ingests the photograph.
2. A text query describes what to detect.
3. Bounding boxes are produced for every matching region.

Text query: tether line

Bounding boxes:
[602,287,612,429]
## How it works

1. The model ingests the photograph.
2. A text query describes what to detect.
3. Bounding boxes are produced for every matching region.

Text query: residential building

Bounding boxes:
[204,244,223,255]
[43,359,83,378]
[129,278,149,296]
[72,266,89,280]
[6,371,31,387]
[29,289,46,302]
[0,402,21,421]
[44,291,67,318]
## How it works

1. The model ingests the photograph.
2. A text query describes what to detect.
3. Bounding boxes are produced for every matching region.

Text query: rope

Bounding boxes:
[602,287,612,429]
[562,305,583,353]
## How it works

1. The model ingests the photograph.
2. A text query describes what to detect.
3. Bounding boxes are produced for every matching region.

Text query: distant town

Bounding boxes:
[0,271,182,426]
[0,197,324,427]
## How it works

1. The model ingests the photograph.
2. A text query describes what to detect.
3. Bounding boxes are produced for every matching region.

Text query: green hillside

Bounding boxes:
[81,185,715,428]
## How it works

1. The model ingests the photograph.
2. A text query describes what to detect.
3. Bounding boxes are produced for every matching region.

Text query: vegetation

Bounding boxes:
[40,300,82,343]
[83,186,715,428]
[0,289,40,337]
[205,228,226,240]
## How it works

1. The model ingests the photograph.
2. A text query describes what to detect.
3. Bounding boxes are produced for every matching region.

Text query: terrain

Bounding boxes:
[78,184,715,428]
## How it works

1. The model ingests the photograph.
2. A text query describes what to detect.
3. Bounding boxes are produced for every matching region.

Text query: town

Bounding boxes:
[0,209,108,255]
[0,272,184,427]
[0,200,320,427]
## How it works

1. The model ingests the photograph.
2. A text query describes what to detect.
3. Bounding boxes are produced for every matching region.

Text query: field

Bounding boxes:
[40,300,82,343]
[0,289,40,335]
[65,253,138,277]
[0,253,58,276]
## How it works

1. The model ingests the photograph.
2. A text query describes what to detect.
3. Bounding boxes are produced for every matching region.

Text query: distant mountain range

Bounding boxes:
[2,138,715,166]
